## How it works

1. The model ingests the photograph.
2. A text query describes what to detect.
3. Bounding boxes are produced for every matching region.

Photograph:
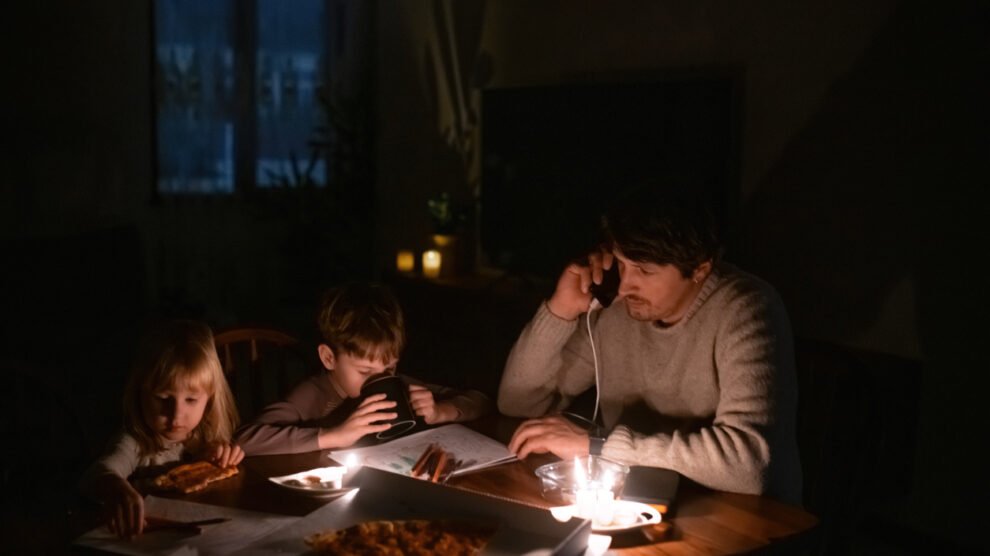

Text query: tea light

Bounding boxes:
[422,250,441,278]
[396,250,415,273]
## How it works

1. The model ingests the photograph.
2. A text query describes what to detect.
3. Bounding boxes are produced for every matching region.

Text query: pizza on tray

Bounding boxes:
[152,461,239,494]
[305,519,496,555]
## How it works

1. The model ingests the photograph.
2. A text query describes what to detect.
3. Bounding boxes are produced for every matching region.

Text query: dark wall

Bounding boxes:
[2,0,988,551]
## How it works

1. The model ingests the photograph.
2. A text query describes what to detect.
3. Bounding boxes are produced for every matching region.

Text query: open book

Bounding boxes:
[330,424,517,479]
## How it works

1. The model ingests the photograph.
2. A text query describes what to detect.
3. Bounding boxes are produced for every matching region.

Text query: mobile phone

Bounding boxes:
[589,263,620,308]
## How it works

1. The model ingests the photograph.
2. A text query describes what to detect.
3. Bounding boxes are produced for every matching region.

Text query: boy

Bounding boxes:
[235,283,491,455]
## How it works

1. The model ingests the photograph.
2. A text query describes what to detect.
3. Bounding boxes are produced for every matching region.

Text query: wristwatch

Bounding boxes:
[588,427,607,456]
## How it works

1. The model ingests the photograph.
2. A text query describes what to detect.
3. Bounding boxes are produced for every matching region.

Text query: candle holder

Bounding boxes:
[396,249,415,273]
[422,250,442,279]
[534,456,629,508]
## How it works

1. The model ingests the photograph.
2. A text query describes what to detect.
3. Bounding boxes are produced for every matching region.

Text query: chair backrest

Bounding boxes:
[214,327,314,422]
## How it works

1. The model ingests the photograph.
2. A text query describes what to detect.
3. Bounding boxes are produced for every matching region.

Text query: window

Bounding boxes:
[154,0,345,194]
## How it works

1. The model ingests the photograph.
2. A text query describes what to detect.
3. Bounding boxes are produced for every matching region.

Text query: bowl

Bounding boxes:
[534,456,630,506]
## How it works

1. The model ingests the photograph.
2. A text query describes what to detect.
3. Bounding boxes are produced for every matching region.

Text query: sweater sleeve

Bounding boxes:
[602,286,790,497]
[407,377,493,422]
[234,376,334,456]
[497,302,597,417]
[78,433,142,497]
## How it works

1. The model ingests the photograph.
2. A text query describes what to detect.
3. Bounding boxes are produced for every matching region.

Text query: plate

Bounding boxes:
[550,500,662,533]
[268,466,353,497]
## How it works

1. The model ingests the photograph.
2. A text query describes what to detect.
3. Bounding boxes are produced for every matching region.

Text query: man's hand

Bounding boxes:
[546,248,614,320]
[319,393,396,449]
[507,414,591,459]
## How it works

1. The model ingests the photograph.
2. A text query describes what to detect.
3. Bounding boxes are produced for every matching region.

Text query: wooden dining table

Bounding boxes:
[74,415,818,555]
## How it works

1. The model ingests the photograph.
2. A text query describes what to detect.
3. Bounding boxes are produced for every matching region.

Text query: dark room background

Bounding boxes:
[3,1,988,553]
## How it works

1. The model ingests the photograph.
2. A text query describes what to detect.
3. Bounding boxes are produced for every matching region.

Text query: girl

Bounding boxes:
[79,320,243,539]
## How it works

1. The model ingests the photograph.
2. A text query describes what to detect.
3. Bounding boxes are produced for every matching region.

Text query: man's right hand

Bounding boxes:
[546,248,614,320]
[319,393,396,449]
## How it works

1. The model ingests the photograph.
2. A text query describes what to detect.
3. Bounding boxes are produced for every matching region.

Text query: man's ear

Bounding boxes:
[317,344,336,370]
[692,260,713,283]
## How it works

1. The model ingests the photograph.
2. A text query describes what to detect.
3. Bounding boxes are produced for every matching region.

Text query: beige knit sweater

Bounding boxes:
[498,263,803,505]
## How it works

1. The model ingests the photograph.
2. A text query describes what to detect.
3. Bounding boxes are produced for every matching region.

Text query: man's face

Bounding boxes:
[319,345,398,398]
[614,249,707,325]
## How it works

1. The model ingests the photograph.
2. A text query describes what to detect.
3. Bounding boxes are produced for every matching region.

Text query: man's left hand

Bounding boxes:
[508,414,590,459]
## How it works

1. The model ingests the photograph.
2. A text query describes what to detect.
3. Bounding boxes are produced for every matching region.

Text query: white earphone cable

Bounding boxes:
[586,298,602,425]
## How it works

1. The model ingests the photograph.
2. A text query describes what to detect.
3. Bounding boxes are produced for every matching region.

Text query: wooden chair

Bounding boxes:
[214,327,314,422]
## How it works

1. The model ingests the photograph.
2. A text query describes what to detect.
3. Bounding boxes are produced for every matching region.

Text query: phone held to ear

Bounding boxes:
[589,264,620,308]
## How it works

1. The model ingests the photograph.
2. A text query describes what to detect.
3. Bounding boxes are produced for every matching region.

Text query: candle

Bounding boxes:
[593,488,615,525]
[422,250,441,278]
[575,487,597,520]
[396,250,415,273]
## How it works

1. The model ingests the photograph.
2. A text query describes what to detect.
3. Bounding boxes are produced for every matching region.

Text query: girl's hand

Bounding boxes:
[103,475,145,539]
[408,384,458,424]
[210,443,244,468]
[320,393,396,448]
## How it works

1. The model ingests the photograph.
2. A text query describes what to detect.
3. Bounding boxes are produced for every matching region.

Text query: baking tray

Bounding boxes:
[236,466,590,555]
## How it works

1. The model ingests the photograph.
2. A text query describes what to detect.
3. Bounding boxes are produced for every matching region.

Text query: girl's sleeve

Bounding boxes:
[78,433,141,496]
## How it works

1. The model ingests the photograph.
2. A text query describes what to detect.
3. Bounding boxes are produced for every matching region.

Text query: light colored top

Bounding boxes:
[78,432,185,494]
[498,263,803,505]
[235,373,492,455]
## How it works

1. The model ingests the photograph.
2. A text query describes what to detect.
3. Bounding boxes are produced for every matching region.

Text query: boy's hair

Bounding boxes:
[317,283,405,363]
[602,186,723,278]
[122,320,239,456]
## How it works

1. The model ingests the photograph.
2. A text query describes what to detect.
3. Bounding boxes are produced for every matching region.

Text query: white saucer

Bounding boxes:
[550,500,662,533]
[268,466,354,497]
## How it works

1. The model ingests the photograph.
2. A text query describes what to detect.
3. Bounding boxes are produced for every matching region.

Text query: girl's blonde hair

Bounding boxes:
[122,320,239,456]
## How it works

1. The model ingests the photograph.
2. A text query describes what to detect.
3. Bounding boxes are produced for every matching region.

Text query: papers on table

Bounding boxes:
[73,496,298,556]
[330,424,517,478]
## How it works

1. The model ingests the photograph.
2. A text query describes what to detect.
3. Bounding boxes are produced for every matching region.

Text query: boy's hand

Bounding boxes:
[103,475,145,539]
[408,384,458,424]
[210,443,244,468]
[321,393,396,448]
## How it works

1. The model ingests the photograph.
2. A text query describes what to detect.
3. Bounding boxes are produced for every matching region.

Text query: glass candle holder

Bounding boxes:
[396,250,415,273]
[422,250,441,279]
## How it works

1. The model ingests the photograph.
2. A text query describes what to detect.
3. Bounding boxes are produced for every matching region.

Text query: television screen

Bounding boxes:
[480,77,738,280]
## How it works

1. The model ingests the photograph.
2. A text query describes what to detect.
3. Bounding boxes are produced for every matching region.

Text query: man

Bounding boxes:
[498,187,802,504]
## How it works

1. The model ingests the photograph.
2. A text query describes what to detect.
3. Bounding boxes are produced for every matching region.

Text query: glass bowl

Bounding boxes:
[534,455,630,505]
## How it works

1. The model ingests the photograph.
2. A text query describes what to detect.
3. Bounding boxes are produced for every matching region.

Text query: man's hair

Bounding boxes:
[602,186,723,277]
[123,319,239,456]
[316,283,405,363]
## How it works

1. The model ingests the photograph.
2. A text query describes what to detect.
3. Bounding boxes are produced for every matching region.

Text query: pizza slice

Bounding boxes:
[152,461,239,494]
[306,519,495,555]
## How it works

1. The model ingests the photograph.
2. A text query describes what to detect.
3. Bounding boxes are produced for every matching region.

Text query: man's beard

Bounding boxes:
[623,296,655,321]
